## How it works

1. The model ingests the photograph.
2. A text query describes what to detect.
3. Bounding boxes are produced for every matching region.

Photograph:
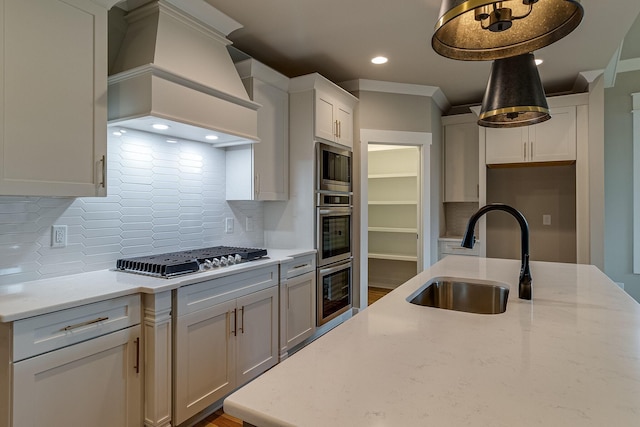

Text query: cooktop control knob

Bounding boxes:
[202,259,213,270]
[220,257,228,266]
[211,258,220,267]
[234,254,242,263]
[227,255,236,264]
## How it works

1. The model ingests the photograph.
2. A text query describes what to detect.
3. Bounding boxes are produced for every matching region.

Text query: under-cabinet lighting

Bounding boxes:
[152,123,170,130]
[166,139,179,144]
[205,135,219,141]
[371,56,388,65]
[535,58,543,66]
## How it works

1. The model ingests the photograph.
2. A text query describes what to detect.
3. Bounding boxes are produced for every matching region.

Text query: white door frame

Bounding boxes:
[360,129,432,308]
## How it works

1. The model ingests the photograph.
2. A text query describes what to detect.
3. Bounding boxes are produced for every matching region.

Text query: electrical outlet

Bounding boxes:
[246,217,254,232]
[51,225,67,248]
[542,214,551,226]
[225,218,234,234]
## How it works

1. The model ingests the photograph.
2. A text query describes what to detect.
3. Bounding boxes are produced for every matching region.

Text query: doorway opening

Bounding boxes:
[359,129,431,308]
[368,144,420,291]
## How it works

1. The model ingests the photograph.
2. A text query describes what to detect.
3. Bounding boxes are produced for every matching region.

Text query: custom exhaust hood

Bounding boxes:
[108,0,260,147]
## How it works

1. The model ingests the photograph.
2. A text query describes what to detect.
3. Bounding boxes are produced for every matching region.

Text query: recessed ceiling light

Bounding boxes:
[535,58,543,66]
[371,56,388,65]
[205,135,219,141]
[152,123,170,130]
[166,139,178,144]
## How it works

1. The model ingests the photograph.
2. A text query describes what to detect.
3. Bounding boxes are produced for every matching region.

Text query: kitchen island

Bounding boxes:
[224,255,640,426]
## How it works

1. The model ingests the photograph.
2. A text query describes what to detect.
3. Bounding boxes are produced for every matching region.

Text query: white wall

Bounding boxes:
[604,69,640,301]
[0,130,263,285]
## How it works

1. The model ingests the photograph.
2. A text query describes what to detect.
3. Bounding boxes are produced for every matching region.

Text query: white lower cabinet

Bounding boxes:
[279,254,316,359]
[6,295,142,427]
[13,326,142,426]
[173,265,279,425]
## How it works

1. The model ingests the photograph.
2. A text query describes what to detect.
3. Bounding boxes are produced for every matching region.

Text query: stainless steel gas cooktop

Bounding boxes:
[116,246,268,278]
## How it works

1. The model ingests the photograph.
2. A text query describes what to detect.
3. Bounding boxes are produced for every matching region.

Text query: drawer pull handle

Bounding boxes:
[61,316,109,331]
[292,264,309,270]
[239,306,244,334]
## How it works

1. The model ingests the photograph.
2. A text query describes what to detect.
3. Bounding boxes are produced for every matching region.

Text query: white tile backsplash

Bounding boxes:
[0,130,264,285]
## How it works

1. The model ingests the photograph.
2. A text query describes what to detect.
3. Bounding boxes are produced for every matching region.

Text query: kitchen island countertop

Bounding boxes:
[224,255,640,426]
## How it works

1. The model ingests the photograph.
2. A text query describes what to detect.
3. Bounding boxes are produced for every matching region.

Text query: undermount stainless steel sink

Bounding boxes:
[407,277,509,314]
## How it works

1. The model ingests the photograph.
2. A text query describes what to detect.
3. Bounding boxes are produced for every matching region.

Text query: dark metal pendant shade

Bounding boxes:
[432,0,583,61]
[478,53,550,128]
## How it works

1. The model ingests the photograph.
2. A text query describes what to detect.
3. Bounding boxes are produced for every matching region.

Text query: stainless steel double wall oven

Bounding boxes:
[316,143,353,325]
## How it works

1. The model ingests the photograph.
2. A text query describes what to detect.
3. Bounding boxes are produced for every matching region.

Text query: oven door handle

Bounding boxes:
[318,208,352,215]
[318,259,352,276]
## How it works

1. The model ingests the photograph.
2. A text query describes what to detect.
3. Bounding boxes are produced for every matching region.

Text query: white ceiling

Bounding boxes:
[205,0,640,109]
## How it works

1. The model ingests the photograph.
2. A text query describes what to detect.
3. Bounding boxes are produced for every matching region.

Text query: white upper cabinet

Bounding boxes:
[315,91,354,148]
[227,59,289,201]
[485,106,577,165]
[0,0,109,196]
[289,73,357,149]
[443,114,479,202]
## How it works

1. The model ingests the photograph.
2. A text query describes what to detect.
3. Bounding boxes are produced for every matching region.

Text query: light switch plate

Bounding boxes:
[225,218,234,234]
[543,214,551,226]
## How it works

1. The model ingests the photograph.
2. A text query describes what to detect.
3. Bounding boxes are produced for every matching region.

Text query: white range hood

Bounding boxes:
[108,0,260,147]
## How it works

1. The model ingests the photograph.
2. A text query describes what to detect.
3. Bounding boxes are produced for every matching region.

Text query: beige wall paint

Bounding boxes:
[358,91,433,132]
[486,165,577,263]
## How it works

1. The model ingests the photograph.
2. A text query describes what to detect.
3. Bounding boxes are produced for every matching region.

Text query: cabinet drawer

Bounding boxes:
[13,294,141,362]
[281,254,316,279]
[176,265,278,316]
[439,240,480,257]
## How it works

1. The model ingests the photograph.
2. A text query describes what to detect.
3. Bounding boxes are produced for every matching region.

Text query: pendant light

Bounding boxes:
[478,53,550,128]
[432,0,583,61]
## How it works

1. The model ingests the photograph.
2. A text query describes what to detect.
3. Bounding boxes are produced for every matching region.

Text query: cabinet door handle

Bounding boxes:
[239,306,244,334]
[232,308,237,336]
[523,141,527,160]
[338,120,341,138]
[61,316,109,331]
[334,120,339,138]
[530,141,534,160]
[134,337,140,374]
[99,155,106,188]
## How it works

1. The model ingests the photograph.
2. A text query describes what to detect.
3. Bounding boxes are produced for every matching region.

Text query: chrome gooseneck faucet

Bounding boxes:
[461,203,532,300]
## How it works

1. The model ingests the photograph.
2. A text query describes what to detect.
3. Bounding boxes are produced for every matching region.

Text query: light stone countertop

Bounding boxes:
[224,255,640,427]
[0,248,315,323]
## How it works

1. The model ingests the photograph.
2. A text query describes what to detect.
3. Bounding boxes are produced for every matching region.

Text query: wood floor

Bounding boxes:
[194,409,242,427]
[195,287,392,426]
[368,286,392,305]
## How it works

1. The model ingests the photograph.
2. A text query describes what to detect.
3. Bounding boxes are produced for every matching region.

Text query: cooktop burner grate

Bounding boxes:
[116,246,268,278]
